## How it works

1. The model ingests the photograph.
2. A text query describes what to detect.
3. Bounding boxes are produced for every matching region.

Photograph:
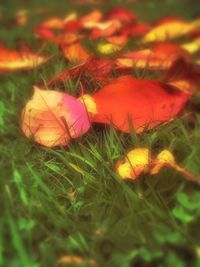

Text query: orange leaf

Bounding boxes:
[0,45,48,72]
[81,9,103,25]
[41,17,64,29]
[61,42,91,64]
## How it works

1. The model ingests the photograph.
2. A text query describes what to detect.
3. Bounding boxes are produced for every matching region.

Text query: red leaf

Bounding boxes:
[106,7,137,23]
[116,42,191,70]
[63,20,83,32]
[91,76,189,133]
[47,57,114,89]
[34,26,57,42]
[122,22,152,38]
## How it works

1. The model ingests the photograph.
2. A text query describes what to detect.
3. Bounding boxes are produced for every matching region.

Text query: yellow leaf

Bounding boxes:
[151,149,175,174]
[79,94,97,116]
[116,148,150,180]
[182,37,200,54]
[97,42,122,55]
[142,21,193,43]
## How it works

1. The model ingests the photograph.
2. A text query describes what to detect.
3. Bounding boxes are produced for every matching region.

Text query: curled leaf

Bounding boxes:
[150,149,175,174]
[117,148,200,185]
[21,87,90,147]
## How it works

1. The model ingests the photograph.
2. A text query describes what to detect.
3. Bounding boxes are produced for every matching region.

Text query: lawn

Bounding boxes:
[1,0,200,266]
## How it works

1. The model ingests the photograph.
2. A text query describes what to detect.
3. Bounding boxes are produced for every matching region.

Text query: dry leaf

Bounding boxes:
[81,9,103,25]
[182,36,200,54]
[97,42,122,55]
[106,7,137,23]
[150,149,175,174]
[142,17,196,43]
[116,148,150,179]
[21,87,91,147]
[90,75,189,133]
[116,148,200,185]
[89,20,122,39]
[61,42,91,63]
[0,45,48,72]
[116,43,191,70]
[47,58,114,89]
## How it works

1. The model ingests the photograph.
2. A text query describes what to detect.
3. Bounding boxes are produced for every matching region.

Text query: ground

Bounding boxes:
[1,0,200,266]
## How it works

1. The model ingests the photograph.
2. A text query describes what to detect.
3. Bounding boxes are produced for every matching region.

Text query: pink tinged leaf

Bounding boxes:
[21,87,91,147]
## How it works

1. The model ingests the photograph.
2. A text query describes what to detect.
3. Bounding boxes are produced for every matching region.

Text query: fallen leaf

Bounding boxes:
[116,148,200,185]
[34,26,57,42]
[81,9,103,25]
[0,44,48,72]
[106,35,128,46]
[121,22,152,38]
[162,58,200,94]
[47,57,114,89]
[116,148,150,179]
[142,17,198,43]
[181,35,200,54]
[89,20,122,39]
[89,75,189,133]
[97,42,122,55]
[21,87,91,147]
[150,149,175,174]
[116,43,191,70]
[41,17,64,29]
[40,12,77,30]
[61,42,91,64]
[79,94,98,116]
[106,7,137,23]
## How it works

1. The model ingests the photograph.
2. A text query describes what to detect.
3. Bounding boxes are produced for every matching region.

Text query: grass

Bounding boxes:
[1,0,200,266]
